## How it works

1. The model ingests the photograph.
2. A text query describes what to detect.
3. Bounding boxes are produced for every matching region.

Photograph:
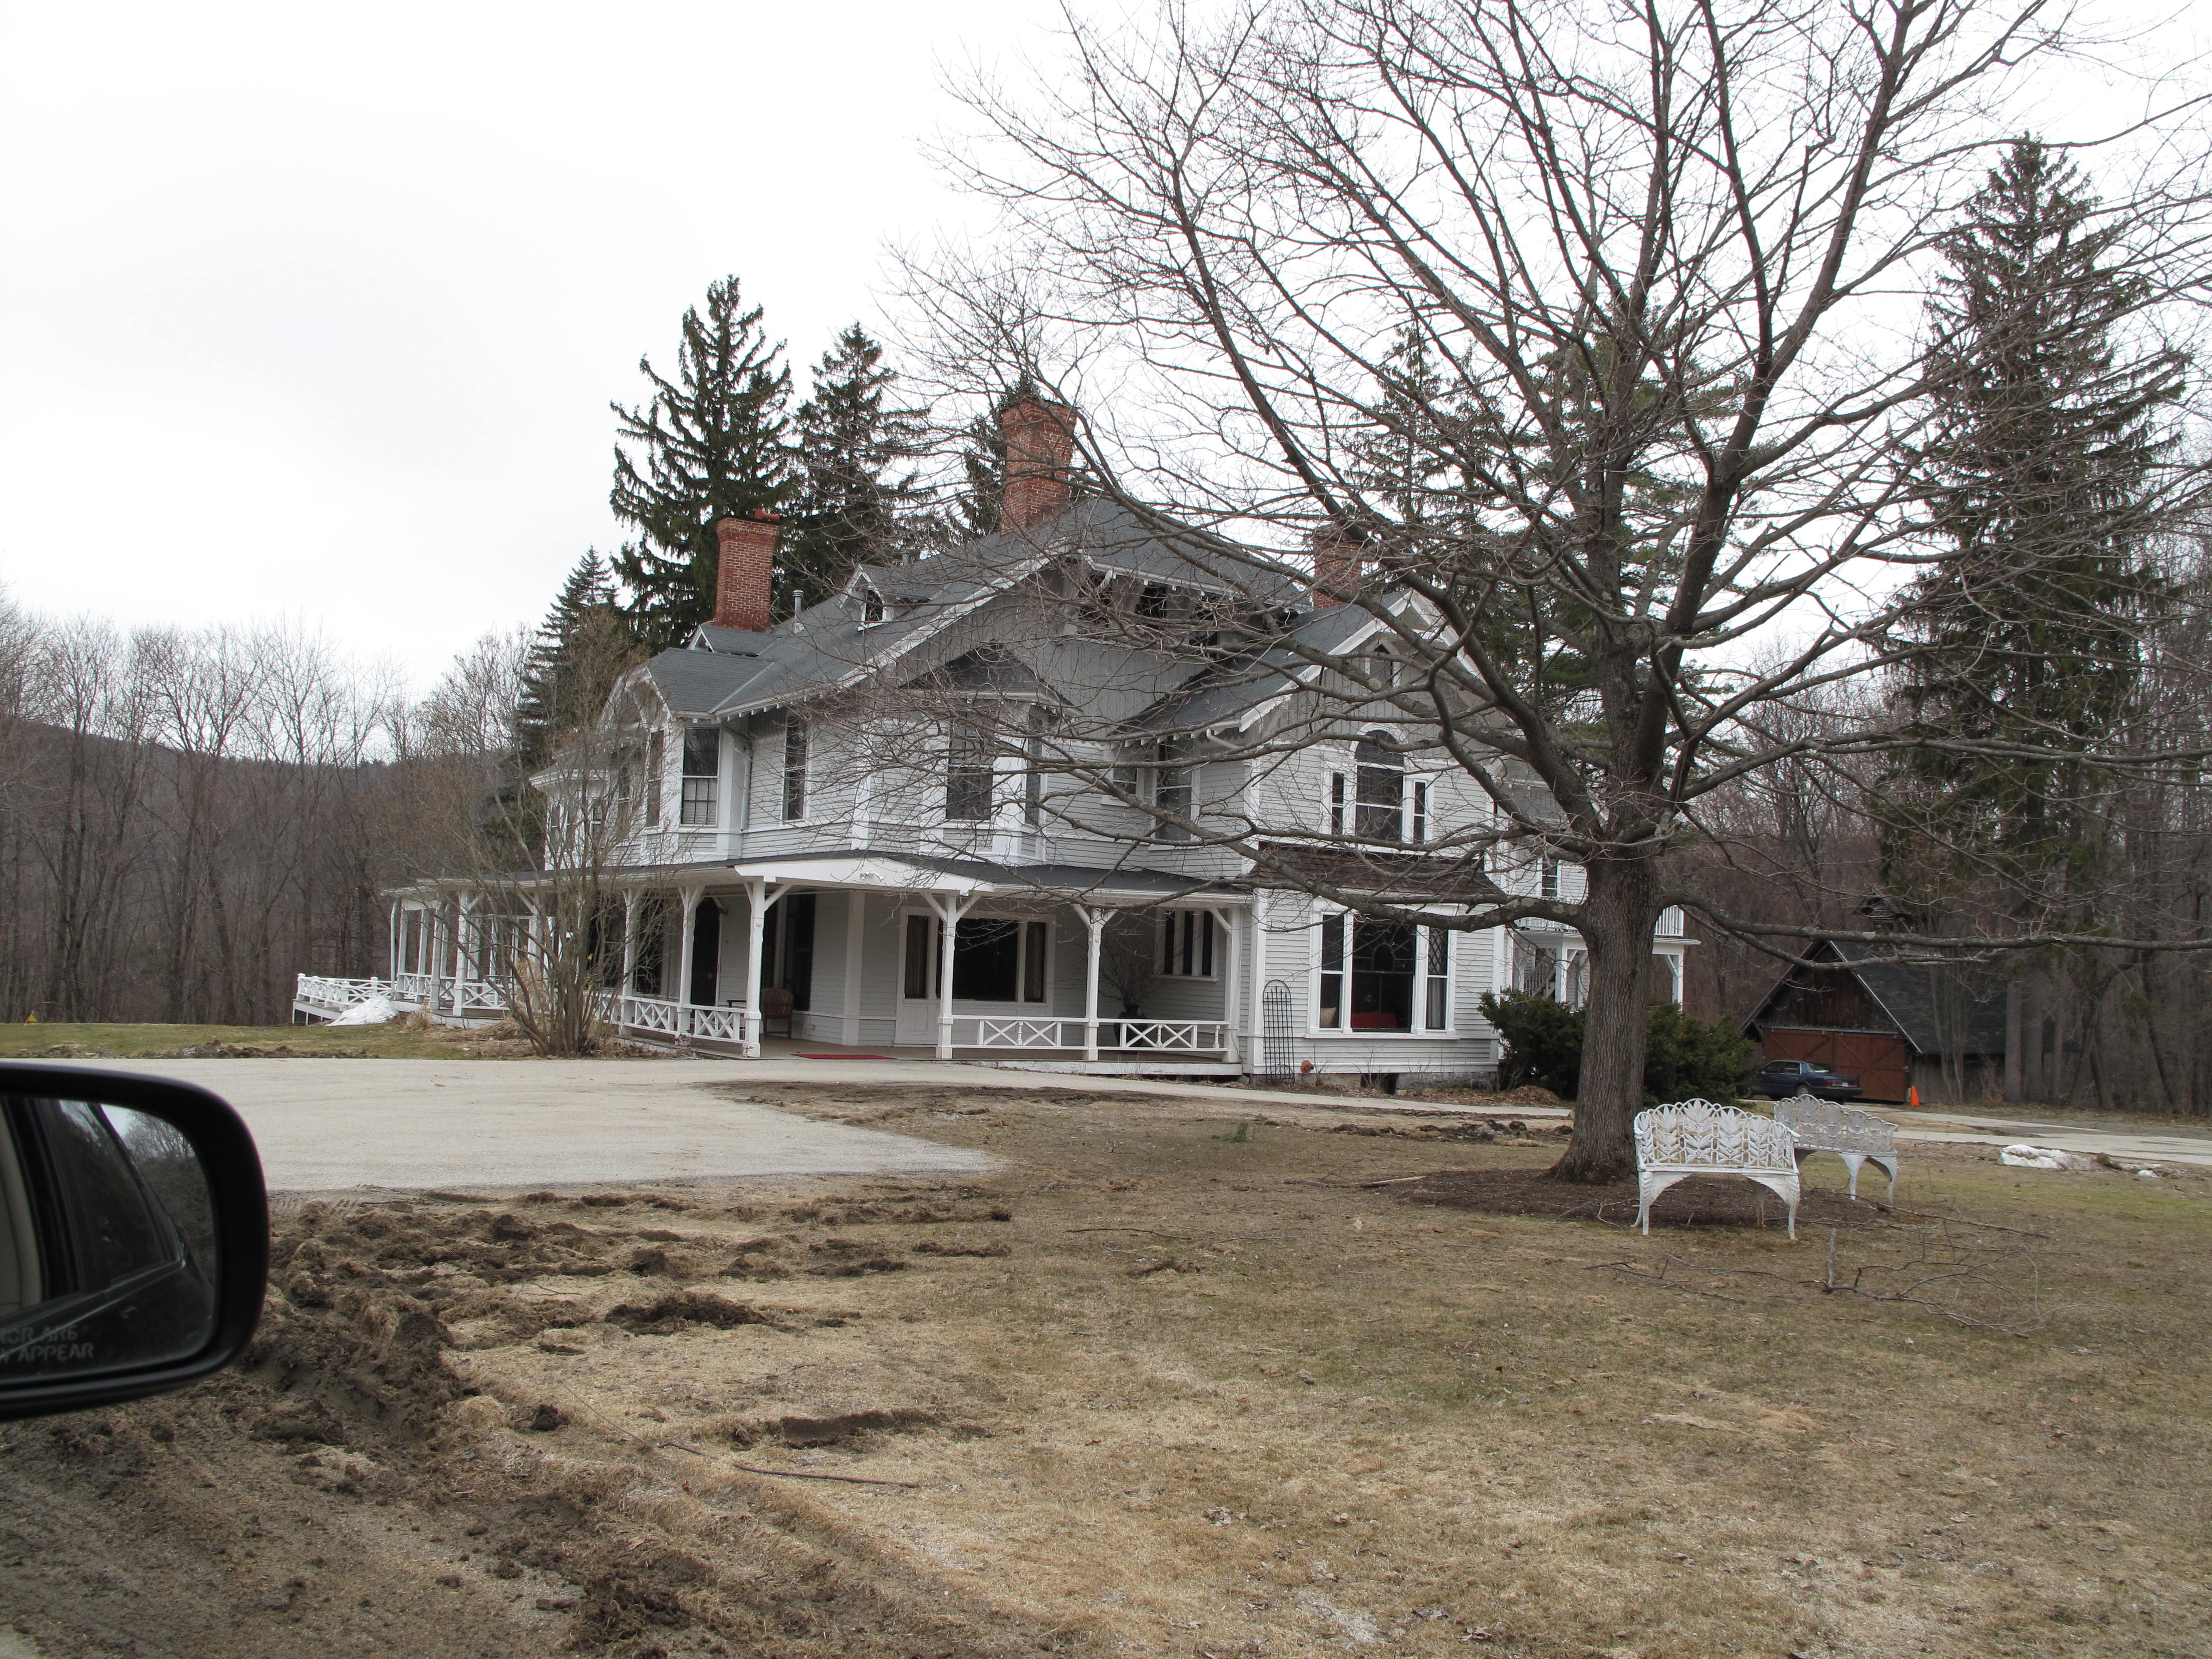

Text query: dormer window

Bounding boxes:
[860,586,886,626]
[1369,641,1398,691]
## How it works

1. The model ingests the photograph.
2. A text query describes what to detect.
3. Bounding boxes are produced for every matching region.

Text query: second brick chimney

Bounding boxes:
[999,396,1076,534]
[1309,516,1366,608]
[713,509,780,632]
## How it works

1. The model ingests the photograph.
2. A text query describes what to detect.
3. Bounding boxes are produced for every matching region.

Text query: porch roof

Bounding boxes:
[716,849,1251,908]
[388,852,1250,907]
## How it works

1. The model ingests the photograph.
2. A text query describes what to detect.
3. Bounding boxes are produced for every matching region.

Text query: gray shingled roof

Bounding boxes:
[1744,939,2009,1057]
[641,496,1308,723]
[1829,941,2009,1057]
[1125,603,1379,734]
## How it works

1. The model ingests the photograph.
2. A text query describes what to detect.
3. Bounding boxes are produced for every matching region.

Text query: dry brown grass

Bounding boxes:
[6,1082,2206,1659]
[466,1086,2212,1657]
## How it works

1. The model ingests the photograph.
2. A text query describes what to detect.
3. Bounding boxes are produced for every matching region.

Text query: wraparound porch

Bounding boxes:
[359,851,1254,1066]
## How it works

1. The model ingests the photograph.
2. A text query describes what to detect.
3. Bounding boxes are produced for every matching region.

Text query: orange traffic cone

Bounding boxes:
[1908,1086,1919,1109]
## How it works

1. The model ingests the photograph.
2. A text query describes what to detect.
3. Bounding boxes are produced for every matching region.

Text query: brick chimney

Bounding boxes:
[1309,516,1366,608]
[713,509,779,632]
[999,396,1076,534]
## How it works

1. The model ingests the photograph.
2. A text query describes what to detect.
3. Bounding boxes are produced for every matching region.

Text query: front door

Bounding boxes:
[689,899,721,1007]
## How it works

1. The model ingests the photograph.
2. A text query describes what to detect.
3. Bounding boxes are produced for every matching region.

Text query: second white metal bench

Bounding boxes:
[1634,1099,1802,1239]
[1773,1092,1899,1199]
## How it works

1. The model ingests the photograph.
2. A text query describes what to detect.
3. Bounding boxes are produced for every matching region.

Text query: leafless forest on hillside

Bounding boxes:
[0,599,524,1028]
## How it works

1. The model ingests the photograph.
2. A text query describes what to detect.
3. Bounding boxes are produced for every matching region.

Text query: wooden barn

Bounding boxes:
[1740,940,2007,1104]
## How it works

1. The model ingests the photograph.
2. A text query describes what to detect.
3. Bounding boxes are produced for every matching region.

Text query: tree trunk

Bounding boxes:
[1550,858,1661,1184]
[2003,976,2024,1103]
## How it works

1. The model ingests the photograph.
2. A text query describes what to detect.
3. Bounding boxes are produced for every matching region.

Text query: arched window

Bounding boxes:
[1354,733,1404,841]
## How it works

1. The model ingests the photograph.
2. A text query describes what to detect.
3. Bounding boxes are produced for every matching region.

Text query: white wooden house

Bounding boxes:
[298,399,1687,1079]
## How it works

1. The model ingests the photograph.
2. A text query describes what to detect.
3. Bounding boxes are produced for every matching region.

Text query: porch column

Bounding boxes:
[426,901,445,1018]
[1079,906,1107,1062]
[620,891,640,998]
[1210,905,1241,1066]
[387,901,400,984]
[927,893,976,1060]
[674,883,703,1041]
[453,893,478,1015]
[1245,891,1269,1060]
[841,893,866,1044]
[741,877,767,1058]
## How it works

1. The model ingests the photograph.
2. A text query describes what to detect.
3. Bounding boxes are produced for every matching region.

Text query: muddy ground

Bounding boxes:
[2,1083,2207,1659]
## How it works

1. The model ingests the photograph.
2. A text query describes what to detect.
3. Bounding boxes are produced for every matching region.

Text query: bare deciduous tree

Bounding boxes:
[911,0,2211,1176]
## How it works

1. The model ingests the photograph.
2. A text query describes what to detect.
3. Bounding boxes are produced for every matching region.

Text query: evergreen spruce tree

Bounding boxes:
[946,411,1008,542]
[784,325,929,611]
[515,550,628,770]
[609,277,795,647]
[1887,139,2186,908]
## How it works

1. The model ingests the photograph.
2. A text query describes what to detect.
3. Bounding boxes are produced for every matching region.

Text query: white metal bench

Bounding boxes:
[1633,1099,1801,1239]
[1772,1092,1898,1200]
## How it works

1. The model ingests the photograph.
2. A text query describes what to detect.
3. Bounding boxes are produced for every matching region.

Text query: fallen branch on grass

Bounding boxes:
[1068,1227,1191,1237]
[1870,1203,2050,1239]
[719,1461,923,1489]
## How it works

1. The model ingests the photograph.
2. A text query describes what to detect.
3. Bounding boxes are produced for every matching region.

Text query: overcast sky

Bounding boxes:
[4,2,2200,694]
[0,0,1052,688]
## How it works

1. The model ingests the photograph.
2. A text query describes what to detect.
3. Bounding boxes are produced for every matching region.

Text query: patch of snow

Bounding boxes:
[328,995,402,1026]
[2000,1144,2092,1171]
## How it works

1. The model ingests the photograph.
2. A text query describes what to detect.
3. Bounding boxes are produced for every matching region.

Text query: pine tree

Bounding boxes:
[516,550,628,770]
[609,277,795,648]
[784,326,929,611]
[1888,139,2186,907]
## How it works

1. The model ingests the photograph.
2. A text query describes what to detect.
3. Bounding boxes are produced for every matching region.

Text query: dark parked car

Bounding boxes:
[1754,1058,1863,1102]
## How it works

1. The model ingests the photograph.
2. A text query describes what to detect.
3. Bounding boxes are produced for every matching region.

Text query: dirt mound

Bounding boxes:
[1399,1167,1887,1231]
[604,1291,779,1332]
[774,1408,940,1446]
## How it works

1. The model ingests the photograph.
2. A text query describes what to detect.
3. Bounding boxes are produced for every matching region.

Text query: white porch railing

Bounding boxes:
[296,972,514,1021]
[953,1016,1230,1055]
[295,975,397,1009]
[607,993,755,1047]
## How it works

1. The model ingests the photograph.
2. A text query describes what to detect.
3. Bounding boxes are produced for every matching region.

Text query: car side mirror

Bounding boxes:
[0,1063,268,1422]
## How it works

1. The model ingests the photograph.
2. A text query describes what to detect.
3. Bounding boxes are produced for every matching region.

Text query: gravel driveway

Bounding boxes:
[51,1057,1002,1192]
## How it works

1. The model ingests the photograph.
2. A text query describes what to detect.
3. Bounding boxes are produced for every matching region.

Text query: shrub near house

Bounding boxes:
[1481,990,1752,1103]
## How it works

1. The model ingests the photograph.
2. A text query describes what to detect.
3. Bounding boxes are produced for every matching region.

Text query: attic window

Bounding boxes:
[860,587,886,626]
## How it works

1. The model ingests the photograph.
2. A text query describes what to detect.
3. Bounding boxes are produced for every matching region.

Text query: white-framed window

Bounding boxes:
[900,912,1050,1002]
[1024,703,1054,828]
[946,716,994,821]
[859,586,885,626]
[1423,926,1451,1030]
[1153,742,1192,841]
[1368,641,1397,691]
[680,727,719,826]
[645,730,665,827]
[1313,908,1422,1031]
[1159,910,1216,978]
[1540,856,1560,900]
[1410,779,1429,845]
[782,717,807,820]
[1327,769,1346,835]
[1354,733,1404,841]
